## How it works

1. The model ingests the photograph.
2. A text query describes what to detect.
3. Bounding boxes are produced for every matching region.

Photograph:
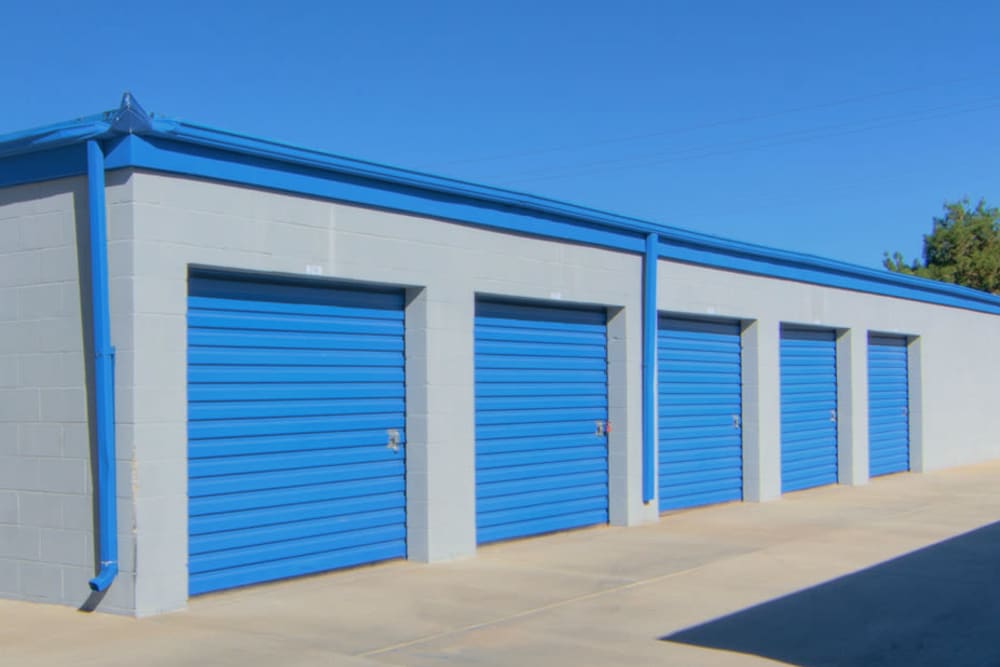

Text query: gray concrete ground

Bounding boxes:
[4,460,1000,666]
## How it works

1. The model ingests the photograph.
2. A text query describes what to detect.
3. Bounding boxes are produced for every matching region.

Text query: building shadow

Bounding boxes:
[662,520,1000,667]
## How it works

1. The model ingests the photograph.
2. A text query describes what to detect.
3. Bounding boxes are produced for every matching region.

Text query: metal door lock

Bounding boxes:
[595,420,609,436]
[732,414,741,429]
[386,429,400,452]
[830,410,838,423]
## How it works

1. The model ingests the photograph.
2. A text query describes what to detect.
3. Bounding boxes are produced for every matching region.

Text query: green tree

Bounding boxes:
[884,198,1000,295]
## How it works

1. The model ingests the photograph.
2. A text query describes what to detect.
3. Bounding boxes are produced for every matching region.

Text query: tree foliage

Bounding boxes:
[884,198,1000,295]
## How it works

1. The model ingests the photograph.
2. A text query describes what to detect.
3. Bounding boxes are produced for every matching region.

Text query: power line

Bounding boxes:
[415,70,1000,171]
[490,96,1000,186]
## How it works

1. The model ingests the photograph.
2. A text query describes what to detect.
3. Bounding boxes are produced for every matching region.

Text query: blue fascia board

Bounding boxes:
[0,143,89,188]
[3,98,1000,315]
[149,120,662,249]
[109,134,645,253]
[157,121,661,230]
[662,238,1000,315]
[0,117,109,160]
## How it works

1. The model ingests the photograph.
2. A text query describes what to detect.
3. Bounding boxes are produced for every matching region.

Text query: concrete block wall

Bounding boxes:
[6,165,1000,617]
[659,260,1000,500]
[0,177,135,613]
[114,169,653,615]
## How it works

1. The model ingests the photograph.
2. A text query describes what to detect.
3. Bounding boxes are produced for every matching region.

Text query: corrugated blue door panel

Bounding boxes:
[780,327,838,493]
[868,334,909,477]
[187,274,406,595]
[658,317,742,511]
[475,300,609,544]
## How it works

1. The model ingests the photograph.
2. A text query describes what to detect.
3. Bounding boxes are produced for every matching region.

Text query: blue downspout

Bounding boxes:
[86,139,119,592]
[642,232,658,503]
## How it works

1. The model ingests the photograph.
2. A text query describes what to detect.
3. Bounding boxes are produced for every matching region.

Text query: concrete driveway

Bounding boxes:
[4,460,1000,666]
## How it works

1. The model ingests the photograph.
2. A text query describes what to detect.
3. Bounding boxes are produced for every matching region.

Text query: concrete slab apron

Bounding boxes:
[4,460,1000,667]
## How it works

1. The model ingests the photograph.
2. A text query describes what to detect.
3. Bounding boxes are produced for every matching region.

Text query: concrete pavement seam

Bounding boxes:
[354,557,746,658]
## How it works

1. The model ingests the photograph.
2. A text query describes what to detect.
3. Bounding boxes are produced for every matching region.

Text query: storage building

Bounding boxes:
[2,95,999,615]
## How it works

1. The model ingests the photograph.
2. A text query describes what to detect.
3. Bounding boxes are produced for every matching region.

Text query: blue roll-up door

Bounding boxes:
[868,334,910,477]
[187,274,407,595]
[780,327,838,493]
[658,317,742,511]
[474,300,609,544]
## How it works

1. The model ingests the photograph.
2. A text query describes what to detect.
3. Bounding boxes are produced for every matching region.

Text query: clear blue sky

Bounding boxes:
[3,1,998,269]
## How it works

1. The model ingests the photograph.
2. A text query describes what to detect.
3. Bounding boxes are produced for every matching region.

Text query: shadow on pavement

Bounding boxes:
[662,520,1000,666]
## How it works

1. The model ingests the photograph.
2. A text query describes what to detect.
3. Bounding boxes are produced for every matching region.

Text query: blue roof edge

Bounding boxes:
[2,94,999,314]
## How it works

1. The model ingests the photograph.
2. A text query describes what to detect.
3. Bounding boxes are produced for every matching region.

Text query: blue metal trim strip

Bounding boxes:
[660,239,1000,315]
[642,233,657,503]
[0,143,88,188]
[109,135,645,253]
[130,128,1000,314]
[4,95,1000,315]
[0,118,109,160]
[150,121,661,236]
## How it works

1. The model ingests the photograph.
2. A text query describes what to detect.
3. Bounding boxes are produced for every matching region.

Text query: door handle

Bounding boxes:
[386,429,400,452]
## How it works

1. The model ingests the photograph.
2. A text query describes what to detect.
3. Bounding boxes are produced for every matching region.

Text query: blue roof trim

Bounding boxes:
[0,143,88,188]
[151,119,667,236]
[2,94,1000,315]
[661,237,1000,315]
[0,116,107,161]
[107,134,645,253]
[0,93,159,166]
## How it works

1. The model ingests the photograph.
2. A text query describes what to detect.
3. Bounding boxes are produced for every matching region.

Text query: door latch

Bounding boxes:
[595,420,608,436]
[386,429,400,452]
[830,410,837,423]
[732,414,741,430]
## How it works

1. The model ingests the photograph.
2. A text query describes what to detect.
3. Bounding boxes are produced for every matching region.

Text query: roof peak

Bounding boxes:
[108,92,152,134]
